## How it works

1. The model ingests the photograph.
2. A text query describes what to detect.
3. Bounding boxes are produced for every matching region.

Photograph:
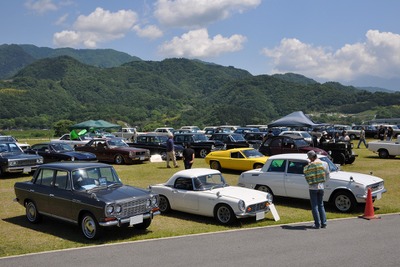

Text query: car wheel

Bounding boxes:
[26,201,41,223]
[114,154,125,164]
[346,156,356,164]
[134,218,152,230]
[214,204,236,224]
[81,213,101,240]
[333,153,346,165]
[158,195,171,213]
[331,190,357,212]
[210,161,221,170]
[378,149,389,159]
[253,163,264,169]
[199,149,209,158]
[160,151,167,161]
[349,134,356,140]
[256,185,274,201]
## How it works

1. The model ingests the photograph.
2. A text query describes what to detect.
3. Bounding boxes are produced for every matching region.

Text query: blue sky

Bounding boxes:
[1,0,400,90]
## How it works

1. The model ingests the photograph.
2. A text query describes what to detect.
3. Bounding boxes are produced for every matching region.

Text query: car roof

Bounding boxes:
[271,134,305,140]
[37,162,111,171]
[170,168,221,178]
[268,153,326,160]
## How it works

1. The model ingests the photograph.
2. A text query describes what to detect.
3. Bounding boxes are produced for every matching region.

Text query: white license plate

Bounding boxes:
[23,167,31,173]
[140,156,145,161]
[129,215,143,226]
[256,211,265,221]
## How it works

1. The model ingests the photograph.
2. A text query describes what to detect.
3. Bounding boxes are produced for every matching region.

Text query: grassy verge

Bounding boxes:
[0,141,399,257]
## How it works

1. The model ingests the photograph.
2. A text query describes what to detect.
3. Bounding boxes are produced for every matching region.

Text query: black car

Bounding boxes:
[173,133,224,158]
[258,135,329,157]
[25,142,97,163]
[243,132,268,149]
[0,142,43,177]
[319,140,357,165]
[351,125,379,139]
[128,133,184,160]
[14,162,160,239]
[209,133,250,150]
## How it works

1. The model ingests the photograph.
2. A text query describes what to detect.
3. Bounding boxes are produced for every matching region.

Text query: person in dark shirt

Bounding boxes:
[182,143,195,169]
[166,133,179,168]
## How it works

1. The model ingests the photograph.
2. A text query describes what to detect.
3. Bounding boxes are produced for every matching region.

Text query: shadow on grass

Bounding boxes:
[3,215,160,244]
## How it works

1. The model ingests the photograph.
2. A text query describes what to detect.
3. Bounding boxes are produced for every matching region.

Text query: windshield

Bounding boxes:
[107,139,128,147]
[320,156,339,172]
[231,134,246,141]
[72,166,122,191]
[195,173,227,190]
[0,143,23,153]
[242,149,265,158]
[293,139,309,147]
[50,143,74,152]
[192,134,208,141]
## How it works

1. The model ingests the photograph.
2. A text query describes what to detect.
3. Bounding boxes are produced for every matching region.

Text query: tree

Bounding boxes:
[53,119,74,137]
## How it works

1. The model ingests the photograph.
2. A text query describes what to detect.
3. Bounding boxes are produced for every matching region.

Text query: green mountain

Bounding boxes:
[1,55,400,130]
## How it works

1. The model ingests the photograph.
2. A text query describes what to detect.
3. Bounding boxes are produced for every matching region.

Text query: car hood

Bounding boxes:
[0,152,42,160]
[62,151,96,159]
[210,186,269,204]
[299,146,328,156]
[82,185,151,202]
[111,146,147,152]
[330,171,384,184]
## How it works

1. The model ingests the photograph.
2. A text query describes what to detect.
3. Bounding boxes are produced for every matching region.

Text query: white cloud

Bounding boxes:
[262,30,400,82]
[154,0,261,28]
[133,25,163,40]
[25,0,58,14]
[158,28,246,58]
[55,13,69,26]
[53,7,138,48]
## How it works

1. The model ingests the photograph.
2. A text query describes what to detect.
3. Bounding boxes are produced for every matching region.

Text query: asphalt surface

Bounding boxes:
[1,213,399,267]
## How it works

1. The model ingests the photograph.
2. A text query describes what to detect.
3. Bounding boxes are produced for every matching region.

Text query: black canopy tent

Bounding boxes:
[268,111,320,128]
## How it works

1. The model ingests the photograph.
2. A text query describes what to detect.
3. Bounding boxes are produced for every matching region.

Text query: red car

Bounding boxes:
[76,138,150,164]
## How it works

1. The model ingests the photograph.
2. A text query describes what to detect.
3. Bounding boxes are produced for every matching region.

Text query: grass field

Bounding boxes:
[0,140,399,257]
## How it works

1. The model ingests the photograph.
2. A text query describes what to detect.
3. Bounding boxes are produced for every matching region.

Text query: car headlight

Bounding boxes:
[238,200,245,212]
[70,156,75,161]
[9,160,17,166]
[266,193,273,203]
[115,204,122,213]
[151,195,158,207]
[37,158,44,164]
[106,204,114,216]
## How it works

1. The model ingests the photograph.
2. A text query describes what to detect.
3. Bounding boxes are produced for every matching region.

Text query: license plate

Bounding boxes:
[140,156,145,161]
[377,192,382,200]
[23,167,31,173]
[129,215,143,226]
[256,211,265,221]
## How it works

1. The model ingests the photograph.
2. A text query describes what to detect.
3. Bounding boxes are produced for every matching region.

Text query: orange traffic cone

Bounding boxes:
[359,188,381,220]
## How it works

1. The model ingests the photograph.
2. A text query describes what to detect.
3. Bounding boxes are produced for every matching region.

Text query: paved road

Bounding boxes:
[1,214,399,267]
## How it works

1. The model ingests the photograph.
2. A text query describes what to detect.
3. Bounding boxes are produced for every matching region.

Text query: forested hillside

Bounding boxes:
[1,54,400,131]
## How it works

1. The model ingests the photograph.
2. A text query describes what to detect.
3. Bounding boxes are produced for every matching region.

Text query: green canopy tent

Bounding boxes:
[69,120,121,139]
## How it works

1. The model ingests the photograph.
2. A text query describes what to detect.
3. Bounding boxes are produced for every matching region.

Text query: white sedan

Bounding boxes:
[238,153,387,212]
[150,168,278,224]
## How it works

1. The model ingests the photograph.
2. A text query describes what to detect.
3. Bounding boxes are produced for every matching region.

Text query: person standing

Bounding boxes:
[166,133,179,168]
[378,125,385,141]
[182,143,195,169]
[357,127,368,148]
[386,126,393,141]
[303,150,329,229]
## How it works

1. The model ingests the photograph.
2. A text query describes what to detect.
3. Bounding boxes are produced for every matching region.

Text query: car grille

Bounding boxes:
[370,181,384,192]
[14,159,38,167]
[247,201,269,213]
[119,198,149,218]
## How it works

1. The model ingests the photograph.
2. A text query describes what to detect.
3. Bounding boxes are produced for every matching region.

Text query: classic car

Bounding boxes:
[209,133,250,149]
[368,137,400,158]
[51,134,91,147]
[319,140,357,165]
[243,132,268,149]
[0,135,30,150]
[150,168,276,224]
[25,142,97,163]
[258,134,329,157]
[233,127,260,135]
[112,127,137,141]
[279,131,313,145]
[238,153,386,212]
[173,133,224,158]
[128,133,184,160]
[75,138,150,164]
[14,162,160,239]
[204,148,269,171]
[0,142,43,176]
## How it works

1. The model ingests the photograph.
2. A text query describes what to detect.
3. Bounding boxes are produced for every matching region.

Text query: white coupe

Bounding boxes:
[238,153,387,212]
[150,168,278,224]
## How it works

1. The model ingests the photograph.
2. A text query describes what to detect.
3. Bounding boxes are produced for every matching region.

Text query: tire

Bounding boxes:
[114,154,125,164]
[378,149,389,159]
[210,161,221,170]
[199,149,209,158]
[333,153,346,165]
[134,218,151,230]
[256,185,274,202]
[331,190,357,212]
[80,213,101,240]
[349,134,356,140]
[158,195,171,213]
[253,163,264,169]
[346,156,356,164]
[160,151,167,161]
[26,201,42,223]
[214,204,236,224]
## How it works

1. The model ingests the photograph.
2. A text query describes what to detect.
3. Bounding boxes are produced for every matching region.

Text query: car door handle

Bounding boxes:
[49,194,54,197]
[29,189,35,192]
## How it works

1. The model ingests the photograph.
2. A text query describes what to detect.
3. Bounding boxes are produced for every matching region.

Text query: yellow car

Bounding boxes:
[205,148,269,171]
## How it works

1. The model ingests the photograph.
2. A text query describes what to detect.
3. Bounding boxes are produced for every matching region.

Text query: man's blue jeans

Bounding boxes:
[309,189,327,228]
